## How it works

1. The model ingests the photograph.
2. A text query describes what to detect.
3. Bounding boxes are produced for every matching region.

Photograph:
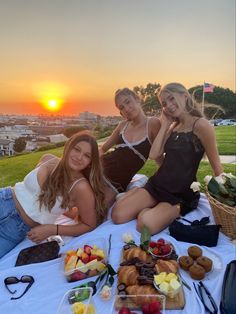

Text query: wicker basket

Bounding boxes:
[206,190,236,239]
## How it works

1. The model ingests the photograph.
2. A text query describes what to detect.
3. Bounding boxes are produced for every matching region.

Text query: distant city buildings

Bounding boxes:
[0,112,121,157]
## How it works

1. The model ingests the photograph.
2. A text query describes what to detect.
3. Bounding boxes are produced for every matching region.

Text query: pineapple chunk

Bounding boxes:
[154,272,167,285]
[170,278,181,291]
[65,255,78,272]
[71,302,85,314]
[159,282,169,294]
[86,259,98,270]
[165,273,177,283]
[76,248,83,257]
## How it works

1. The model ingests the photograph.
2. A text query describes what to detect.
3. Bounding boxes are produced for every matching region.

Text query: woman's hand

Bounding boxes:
[160,109,175,127]
[27,224,56,244]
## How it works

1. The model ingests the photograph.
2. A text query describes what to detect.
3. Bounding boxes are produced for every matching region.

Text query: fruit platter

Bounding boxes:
[115,229,185,311]
[63,238,107,282]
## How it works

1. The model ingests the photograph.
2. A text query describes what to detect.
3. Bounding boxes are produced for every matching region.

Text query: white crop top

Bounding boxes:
[14,167,84,224]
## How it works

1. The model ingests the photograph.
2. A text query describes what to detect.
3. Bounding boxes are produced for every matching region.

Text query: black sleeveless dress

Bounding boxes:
[144,126,205,215]
[102,120,152,193]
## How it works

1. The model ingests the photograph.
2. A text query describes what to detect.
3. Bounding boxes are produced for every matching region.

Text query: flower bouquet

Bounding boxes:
[191,173,236,239]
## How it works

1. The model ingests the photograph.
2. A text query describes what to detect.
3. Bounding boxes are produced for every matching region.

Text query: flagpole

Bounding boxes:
[202,82,205,114]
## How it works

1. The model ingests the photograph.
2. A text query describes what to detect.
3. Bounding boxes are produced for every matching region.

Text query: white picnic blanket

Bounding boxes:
[0,175,235,314]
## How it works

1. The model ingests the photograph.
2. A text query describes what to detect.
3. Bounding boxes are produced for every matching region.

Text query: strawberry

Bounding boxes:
[118,307,131,314]
[89,254,98,262]
[70,270,86,282]
[152,248,160,255]
[83,244,93,255]
[148,300,160,313]
[157,238,165,245]
[161,244,171,255]
[141,303,150,314]
[149,241,157,248]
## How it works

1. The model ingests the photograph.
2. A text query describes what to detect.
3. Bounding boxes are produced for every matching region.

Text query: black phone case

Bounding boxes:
[220,260,236,314]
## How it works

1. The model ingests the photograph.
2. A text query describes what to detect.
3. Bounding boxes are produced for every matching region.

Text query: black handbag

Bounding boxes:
[169,218,221,247]
[220,260,236,314]
[15,241,60,266]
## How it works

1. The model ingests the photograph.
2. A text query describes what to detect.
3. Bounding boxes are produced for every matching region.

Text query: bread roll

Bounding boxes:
[155,259,179,274]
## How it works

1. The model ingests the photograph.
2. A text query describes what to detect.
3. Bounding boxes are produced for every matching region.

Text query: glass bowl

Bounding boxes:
[153,273,182,299]
[57,287,96,314]
[110,294,166,314]
[62,238,107,283]
[148,239,173,260]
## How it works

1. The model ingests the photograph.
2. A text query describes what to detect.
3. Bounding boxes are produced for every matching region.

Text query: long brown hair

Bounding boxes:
[158,82,203,117]
[38,131,106,223]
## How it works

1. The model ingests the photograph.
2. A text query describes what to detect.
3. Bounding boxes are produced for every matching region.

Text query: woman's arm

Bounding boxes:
[149,111,174,160]
[27,181,97,243]
[99,121,125,156]
[194,118,223,176]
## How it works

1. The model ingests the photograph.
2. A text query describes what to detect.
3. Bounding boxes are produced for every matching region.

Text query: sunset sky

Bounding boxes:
[0,0,235,116]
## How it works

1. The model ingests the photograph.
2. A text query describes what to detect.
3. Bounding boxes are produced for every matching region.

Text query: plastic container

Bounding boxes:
[63,238,107,283]
[57,287,96,314]
[153,274,182,299]
[111,294,166,314]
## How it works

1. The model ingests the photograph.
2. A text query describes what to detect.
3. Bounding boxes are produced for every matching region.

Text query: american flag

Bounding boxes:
[203,82,215,93]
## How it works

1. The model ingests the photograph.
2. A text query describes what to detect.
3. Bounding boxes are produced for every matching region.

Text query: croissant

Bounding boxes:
[126,285,159,306]
[155,259,179,274]
[118,266,139,286]
[123,247,152,262]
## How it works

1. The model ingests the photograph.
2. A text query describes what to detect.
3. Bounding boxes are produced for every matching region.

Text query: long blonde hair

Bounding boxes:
[158,82,203,117]
[38,131,106,223]
[114,88,140,107]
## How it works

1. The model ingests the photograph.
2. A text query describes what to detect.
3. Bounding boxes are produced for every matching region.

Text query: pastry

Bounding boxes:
[178,256,194,271]
[155,259,179,274]
[126,285,158,305]
[123,246,152,262]
[196,256,213,272]
[187,246,202,260]
[189,264,205,280]
[118,265,139,285]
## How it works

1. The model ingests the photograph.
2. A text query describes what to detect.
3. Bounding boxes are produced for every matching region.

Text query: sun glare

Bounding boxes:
[45,99,61,111]
[33,81,70,113]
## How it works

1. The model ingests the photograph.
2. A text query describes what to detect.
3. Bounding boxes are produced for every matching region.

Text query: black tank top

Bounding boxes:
[102,119,152,192]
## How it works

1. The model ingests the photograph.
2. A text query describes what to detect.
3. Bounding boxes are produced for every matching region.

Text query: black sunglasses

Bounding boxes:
[178,216,210,226]
[4,275,34,300]
[193,281,218,314]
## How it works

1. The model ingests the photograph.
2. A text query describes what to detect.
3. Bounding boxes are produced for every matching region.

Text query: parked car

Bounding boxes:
[217,119,236,126]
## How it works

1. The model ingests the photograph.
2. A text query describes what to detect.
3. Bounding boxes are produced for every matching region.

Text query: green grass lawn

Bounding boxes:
[0,125,235,187]
[215,125,236,155]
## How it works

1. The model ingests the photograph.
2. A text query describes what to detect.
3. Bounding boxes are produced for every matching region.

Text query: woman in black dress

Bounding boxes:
[100,88,161,207]
[112,83,223,234]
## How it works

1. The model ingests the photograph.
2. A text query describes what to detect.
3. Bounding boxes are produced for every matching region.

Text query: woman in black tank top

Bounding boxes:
[100,88,161,207]
[112,83,223,235]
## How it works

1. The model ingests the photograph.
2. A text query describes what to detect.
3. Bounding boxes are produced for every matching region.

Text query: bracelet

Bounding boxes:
[56,224,59,235]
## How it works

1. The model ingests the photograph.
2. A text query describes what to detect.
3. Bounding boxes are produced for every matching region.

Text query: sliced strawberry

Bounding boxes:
[118,307,131,314]
[83,244,93,254]
[89,254,98,262]
[141,303,150,314]
[148,300,161,313]
[152,248,160,255]
[149,241,157,248]
[157,238,165,245]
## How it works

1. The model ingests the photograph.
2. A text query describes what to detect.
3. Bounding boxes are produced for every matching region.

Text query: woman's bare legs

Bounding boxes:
[137,202,180,235]
[112,187,157,224]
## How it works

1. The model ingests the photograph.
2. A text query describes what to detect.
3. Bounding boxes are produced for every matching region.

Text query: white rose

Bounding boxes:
[204,175,212,185]
[99,285,112,301]
[224,173,236,179]
[215,174,226,184]
[190,181,201,192]
[122,232,133,243]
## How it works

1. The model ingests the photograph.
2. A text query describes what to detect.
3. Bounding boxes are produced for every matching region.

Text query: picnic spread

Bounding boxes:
[0,175,235,314]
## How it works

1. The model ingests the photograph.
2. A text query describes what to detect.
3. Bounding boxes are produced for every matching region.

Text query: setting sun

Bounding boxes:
[44,99,62,112]
[33,81,70,113]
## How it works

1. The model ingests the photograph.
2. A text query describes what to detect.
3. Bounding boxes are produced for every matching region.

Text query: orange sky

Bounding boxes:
[0,1,235,116]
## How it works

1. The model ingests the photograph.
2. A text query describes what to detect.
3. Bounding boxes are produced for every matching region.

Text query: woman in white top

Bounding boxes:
[0,131,106,258]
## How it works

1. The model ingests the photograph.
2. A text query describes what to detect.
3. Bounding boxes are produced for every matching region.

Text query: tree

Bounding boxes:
[133,83,161,116]
[14,138,26,153]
